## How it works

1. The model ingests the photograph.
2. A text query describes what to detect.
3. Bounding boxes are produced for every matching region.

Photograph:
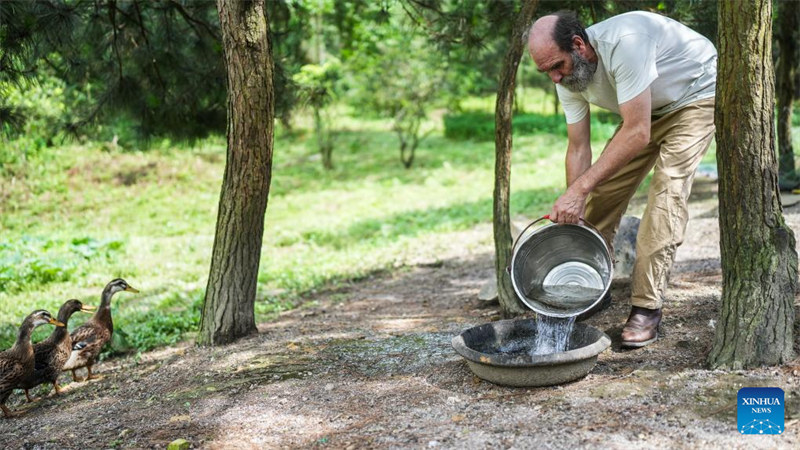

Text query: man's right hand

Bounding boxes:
[549,183,588,224]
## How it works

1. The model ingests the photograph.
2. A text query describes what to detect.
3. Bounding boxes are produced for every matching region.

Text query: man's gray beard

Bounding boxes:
[560,51,597,93]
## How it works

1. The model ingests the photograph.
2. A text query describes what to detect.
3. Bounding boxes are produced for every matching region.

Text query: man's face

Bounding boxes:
[559,50,597,93]
[530,38,596,92]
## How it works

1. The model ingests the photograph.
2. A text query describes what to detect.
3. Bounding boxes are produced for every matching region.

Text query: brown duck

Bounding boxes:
[19,300,95,401]
[0,310,64,418]
[63,279,139,381]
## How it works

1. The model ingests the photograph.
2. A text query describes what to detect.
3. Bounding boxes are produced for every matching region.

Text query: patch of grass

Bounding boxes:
[0,237,124,293]
[112,290,203,353]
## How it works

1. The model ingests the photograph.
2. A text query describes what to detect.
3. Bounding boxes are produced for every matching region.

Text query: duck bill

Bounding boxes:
[49,318,66,327]
[81,305,97,313]
[125,286,140,294]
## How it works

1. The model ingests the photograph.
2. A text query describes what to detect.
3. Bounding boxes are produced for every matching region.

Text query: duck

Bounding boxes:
[19,299,95,401]
[0,310,64,418]
[63,278,139,381]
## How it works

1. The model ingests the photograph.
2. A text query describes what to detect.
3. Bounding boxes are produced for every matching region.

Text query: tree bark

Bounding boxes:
[199,0,274,345]
[708,0,797,368]
[493,0,539,317]
[776,0,798,176]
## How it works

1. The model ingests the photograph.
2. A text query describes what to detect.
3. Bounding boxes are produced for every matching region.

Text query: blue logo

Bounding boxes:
[738,387,784,435]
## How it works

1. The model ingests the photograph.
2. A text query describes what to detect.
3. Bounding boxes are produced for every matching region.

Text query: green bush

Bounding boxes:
[443,112,496,141]
[513,114,568,136]
[444,111,620,142]
[444,112,568,141]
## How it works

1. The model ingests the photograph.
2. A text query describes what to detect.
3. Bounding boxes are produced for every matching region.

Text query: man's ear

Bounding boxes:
[571,35,585,52]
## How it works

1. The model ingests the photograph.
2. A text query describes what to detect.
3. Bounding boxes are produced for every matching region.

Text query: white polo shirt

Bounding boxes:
[557,11,717,124]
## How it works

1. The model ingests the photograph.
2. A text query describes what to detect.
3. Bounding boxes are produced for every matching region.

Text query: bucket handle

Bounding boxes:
[510,215,551,256]
[511,215,607,256]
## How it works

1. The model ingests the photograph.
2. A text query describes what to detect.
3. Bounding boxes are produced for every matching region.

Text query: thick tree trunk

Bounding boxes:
[776,0,798,176]
[708,0,797,368]
[493,0,539,317]
[199,0,274,346]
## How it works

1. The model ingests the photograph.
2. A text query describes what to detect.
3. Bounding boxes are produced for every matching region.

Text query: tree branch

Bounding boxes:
[168,0,220,41]
[107,0,124,84]
[132,0,166,93]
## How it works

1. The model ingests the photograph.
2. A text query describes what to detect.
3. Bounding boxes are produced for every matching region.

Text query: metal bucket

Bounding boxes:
[510,216,613,318]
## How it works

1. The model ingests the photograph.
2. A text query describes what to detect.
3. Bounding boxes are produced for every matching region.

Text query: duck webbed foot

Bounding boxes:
[70,369,85,382]
[23,389,41,403]
[86,374,102,380]
[1,404,26,418]
[86,365,102,380]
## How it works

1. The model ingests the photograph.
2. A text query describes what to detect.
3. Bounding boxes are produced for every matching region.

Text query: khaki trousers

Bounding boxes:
[583,97,716,309]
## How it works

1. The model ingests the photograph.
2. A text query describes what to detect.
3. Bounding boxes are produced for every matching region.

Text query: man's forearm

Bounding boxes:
[570,124,648,196]
[565,144,592,187]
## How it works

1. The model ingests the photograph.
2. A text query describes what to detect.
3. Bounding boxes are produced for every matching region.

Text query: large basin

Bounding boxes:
[451,319,610,387]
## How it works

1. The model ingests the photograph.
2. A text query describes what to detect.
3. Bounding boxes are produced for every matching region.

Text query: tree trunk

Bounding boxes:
[314,107,334,170]
[397,114,421,169]
[199,0,274,346]
[493,0,539,317]
[552,84,559,116]
[776,0,798,176]
[708,0,797,368]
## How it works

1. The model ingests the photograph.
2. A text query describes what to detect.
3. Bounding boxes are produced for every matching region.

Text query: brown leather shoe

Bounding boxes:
[621,306,662,348]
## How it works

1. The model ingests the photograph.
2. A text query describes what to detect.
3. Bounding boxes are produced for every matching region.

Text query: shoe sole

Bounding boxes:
[621,333,658,348]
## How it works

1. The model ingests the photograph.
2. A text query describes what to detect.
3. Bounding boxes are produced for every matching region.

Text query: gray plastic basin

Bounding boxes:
[451,319,611,387]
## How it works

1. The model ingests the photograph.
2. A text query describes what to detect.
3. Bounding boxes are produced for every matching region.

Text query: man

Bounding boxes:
[526,11,717,347]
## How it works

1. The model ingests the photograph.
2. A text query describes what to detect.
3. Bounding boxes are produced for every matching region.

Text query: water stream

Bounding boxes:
[495,314,577,356]
[495,283,598,356]
[530,314,576,356]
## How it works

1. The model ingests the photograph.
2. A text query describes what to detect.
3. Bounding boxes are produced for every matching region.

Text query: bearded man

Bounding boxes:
[526,11,717,347]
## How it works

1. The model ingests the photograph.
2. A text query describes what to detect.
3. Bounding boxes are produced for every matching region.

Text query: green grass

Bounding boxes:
[1,90,763,353]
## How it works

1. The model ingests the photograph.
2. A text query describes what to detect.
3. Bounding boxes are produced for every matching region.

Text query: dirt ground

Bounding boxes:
[2,177,799,449]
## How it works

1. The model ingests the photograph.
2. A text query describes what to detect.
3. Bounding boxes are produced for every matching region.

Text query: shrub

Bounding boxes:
[444,112,568,141]
[512,114,568,136]
[444,111,620,142]
[443,112,496,141]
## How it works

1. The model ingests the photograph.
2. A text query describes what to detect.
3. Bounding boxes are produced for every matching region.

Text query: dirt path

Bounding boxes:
[2,178,799,449]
